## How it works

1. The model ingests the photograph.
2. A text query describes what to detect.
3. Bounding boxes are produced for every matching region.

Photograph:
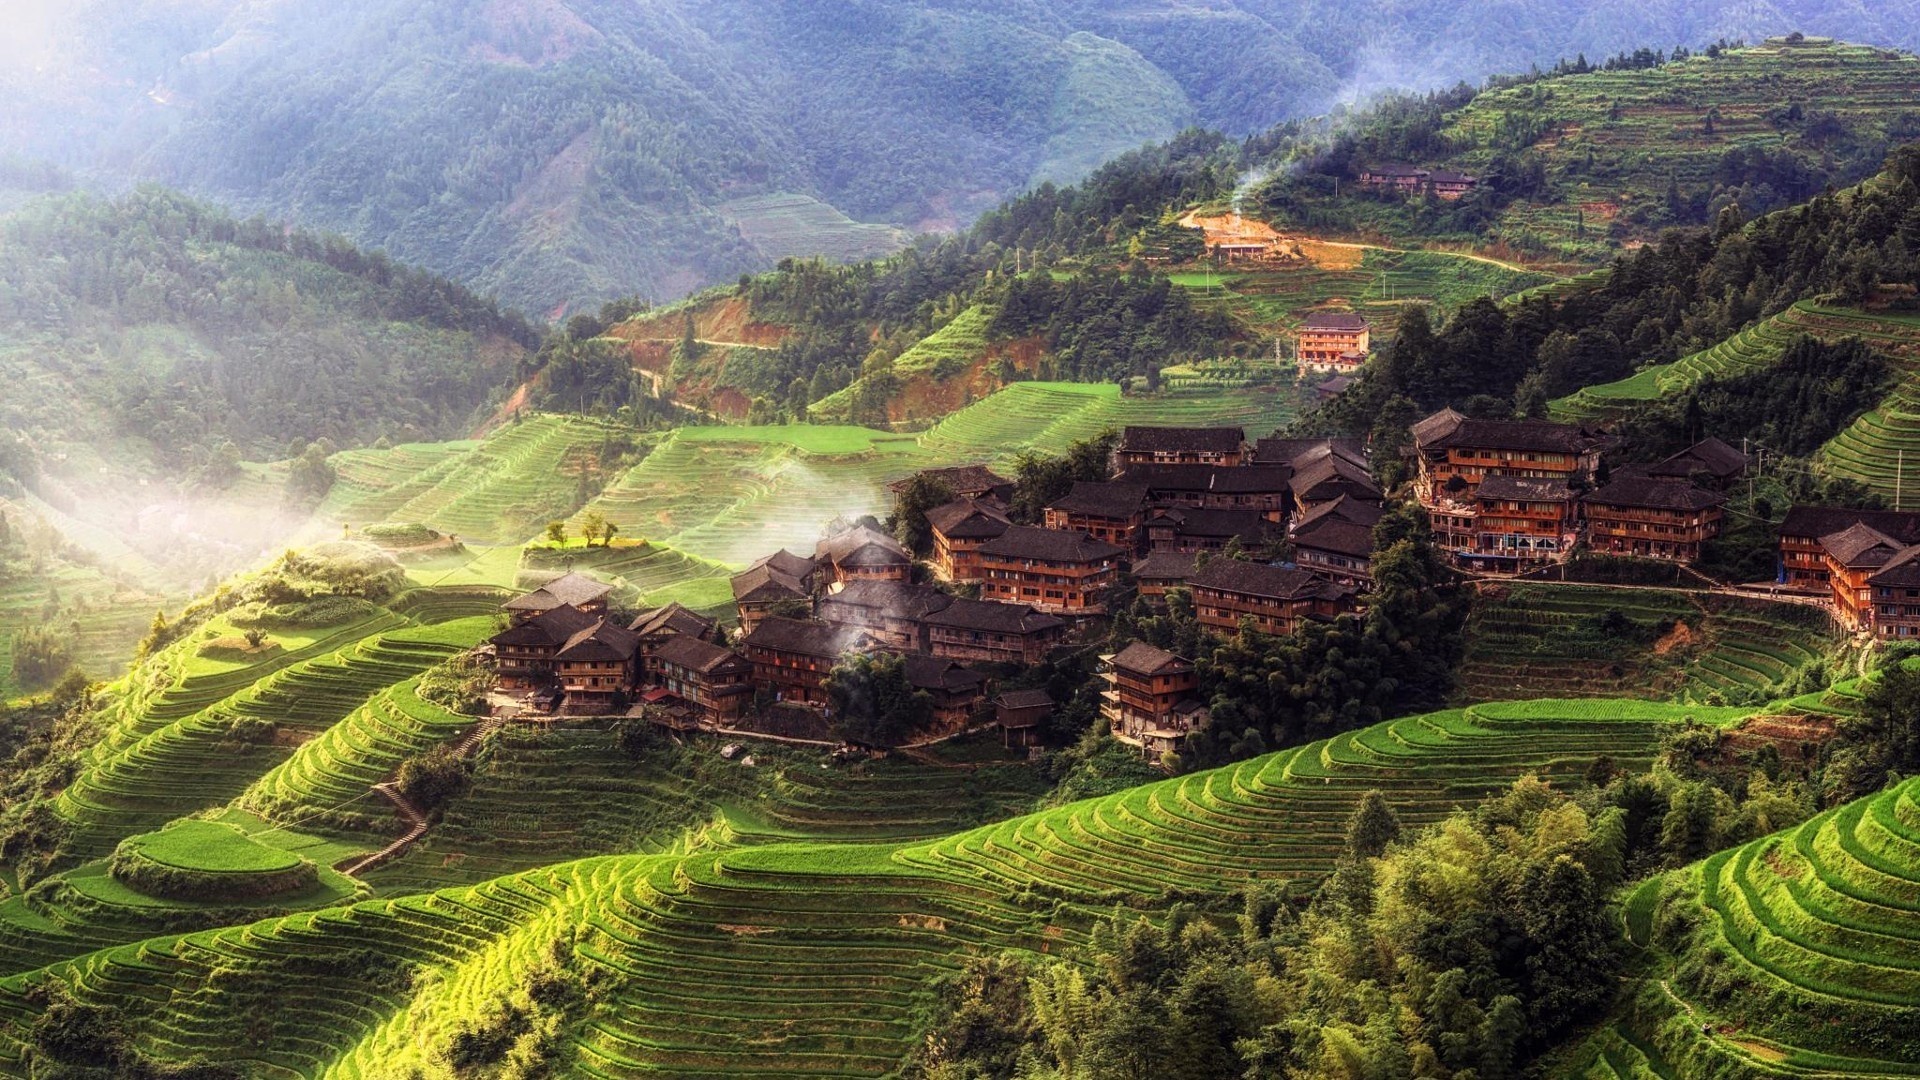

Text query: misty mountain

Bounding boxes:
[6,0,1920,315]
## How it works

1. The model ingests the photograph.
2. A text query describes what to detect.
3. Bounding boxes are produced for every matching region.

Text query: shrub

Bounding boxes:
[361,522,442,548]
[416,653,496,716]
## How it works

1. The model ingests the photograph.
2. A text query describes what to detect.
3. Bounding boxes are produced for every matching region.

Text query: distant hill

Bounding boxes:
[9,3,1920,311]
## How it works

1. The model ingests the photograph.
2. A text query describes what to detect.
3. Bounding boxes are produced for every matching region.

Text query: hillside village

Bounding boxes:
[470,407,1899,765]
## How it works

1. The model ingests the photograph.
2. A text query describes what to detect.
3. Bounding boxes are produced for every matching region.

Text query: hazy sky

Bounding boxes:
[0,1,64,72]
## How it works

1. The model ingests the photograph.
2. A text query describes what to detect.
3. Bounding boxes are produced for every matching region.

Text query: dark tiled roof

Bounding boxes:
[731,563,810,604]
[1122,463,1290,495]
[1253,435,1365,467]
[1292,515,1376,559]
[654,634,748,675]
[902,655,987,694]
[979,525,1126,563]
[887,464,1010,497]
[923,597,1065,635]
[1868,546,1920,588]
[1582,477,1726,513]
[815,526,909,566]
[1414,412,1598,455]
[504,571,612,611]
[818,580,953,620]
[1207,465,1292,494]
[1109,640,1191,676]
[629,602,716,639]
[491,604,599,648]
[1427,170,1477,185]
[1189,559,1326,600]
[1295,494,1386,531]
[995,688,1054,710]
[1779,506,1920,543]
[1475,475,1574,502]
[1149,508,1279,541]
[1119,426,1245,454]
[927,497,1011,539]
[556,619,641,663]
[1132,550,1198,582]
[1300,312,1370,331]
[752,549,819,580]
[741,616,871,659]
[1647,437,1749,481]
[1820,522,1904,568]
[1049,481,1149,519]
[1364,164,1427,177]
[1291,451,1379,499]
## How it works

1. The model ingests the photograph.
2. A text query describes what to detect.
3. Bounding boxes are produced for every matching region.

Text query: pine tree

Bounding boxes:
[1345,790,1402,858]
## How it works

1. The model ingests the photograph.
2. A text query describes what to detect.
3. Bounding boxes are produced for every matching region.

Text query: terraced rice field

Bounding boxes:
[1460,584,1833,703]
[1576,776,1920,1079]
[714,192,911,264]
[0,700,1706,1076]
[321,416,626,543]
[369,723,1047,892]
[0,505,170,700]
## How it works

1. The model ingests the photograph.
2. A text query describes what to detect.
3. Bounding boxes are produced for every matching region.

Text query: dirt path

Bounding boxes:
[336,717,502,878]
[1469,572,1835,611]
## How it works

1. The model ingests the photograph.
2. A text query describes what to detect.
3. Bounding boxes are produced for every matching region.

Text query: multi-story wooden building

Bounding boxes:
[1287,444,1381,516]
[1253,436,1366,468]
[1115,426,1246,468]
[976,526,1125,613]
[630,603,719,671]
[1295,312,1371,374]
[923,597,1068,665]
[1132,550,1197,607]
[1291,496,1384,588]
[1144,508,1282,554]
[927,497,1011,582]
[488,604,598,690]
[649,634,754,724]
[1581,477,1726,563]
[1450,475,1577,572]
[503,572,612,624]
[1044,481,1149,550]
[1410,408,1603,504]
[1189,559,1354,636]
[815,526,912,585]
[902,655,990,731]
[1821,523,1906,631]
[553,619,642,710]
[730,552,816,635]
[1427,170,1478,199]
[1119,464,1291,522]
[740,617,874,708]
[994,688,1054,748]
[1776,507,1920,591]
[1642,437,1750,489]
[1357,165,1476,198]
[1869,548,1920,640]
[816,580,953,651]
[1101,641,1208,760]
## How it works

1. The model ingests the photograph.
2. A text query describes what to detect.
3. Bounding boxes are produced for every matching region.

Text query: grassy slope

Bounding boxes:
[1438,39,1920,263]
[0,699,1717,1076]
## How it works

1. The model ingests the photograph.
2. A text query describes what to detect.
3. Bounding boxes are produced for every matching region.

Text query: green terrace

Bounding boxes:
[0,700,1724,1077]
[1460,584,1834,704]
[1572,775,1920,1079]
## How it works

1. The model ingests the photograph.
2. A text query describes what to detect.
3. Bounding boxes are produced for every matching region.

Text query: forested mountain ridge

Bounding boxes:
[11,2,1920,313]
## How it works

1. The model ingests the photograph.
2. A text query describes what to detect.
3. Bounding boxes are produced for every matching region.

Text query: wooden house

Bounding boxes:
[1581,477,1725,563]
[1445,475,1577,572]
[923,597,1068,665]
[740,616,875,709]
[994,688,1054,748]
[553,619,642,710]
[815,526,913,585]
[503,572,612,624]
[1119,464,1291,522]
[1410,408,1603,507]
[1044,481,1150,550]
[1144,508,1281,554]
[927,497,1011,583]
[1291,496,1384,588]
[650,634,754,724]
[816,579,952,651]
[1286,443,1380,516]
[1822,523,1904,631]
[1132,550,1198,606]
[902,655,989,731]
[488,604,598,690]
[1101,641,1207,760]
[730,554,816,635]
[629,603,719,672]
[1777,507,1920,591]
[1296,312,1370,374]
[976,526,1125,613]
[1869,548,1920,640]
[888,464,1012,503]
[1358,164,1430,191]
[1189,559,1354,636]
[1642,437,1750,489]
[1427,170,1478,199]
[1115,426,1246,468]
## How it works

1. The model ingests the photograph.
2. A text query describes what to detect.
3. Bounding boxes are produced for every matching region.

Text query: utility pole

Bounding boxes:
[1900,449,1906,513]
